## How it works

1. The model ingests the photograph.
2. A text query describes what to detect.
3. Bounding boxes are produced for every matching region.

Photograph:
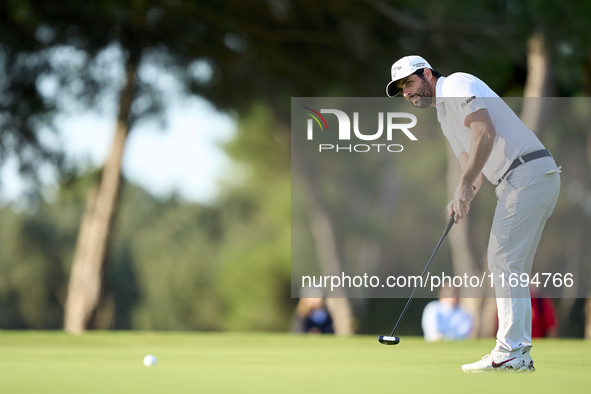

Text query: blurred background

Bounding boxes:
[0,0,590,338]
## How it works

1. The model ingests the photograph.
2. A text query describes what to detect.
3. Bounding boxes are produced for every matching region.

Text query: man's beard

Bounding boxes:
[409,79,434,109]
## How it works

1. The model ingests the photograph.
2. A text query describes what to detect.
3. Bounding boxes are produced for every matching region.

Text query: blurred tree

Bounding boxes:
[63,55,138,333]
[189,0,524,335]
[0,170,227,331]
[0,171,96,329]
[2,0,238,332]
[0,206,66,328]
[3,0,591,336]
[0,3,64,191]
[214,103,293,331]
[112,184,225,331]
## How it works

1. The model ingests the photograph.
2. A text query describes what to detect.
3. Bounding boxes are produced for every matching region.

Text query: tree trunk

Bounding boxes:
[291,135,354,336]
[307,197,355,336]
[64,53,139,333]
[585,296,591,339]
[586,96,591,174]
[521,28,553,137]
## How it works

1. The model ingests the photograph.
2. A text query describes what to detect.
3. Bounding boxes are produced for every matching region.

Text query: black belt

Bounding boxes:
[497,149,552,184]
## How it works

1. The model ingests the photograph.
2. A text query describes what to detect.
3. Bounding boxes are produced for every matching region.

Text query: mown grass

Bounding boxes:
[0,331,589,393]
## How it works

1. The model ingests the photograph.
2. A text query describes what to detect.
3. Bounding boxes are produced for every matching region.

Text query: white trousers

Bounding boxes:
[488,156,561,357]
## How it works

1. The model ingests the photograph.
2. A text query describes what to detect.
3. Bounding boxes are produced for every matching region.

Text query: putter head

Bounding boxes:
[378,335,400,345]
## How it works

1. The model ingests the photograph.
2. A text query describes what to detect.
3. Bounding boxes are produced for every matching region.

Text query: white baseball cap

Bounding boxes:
[386,55,432,97]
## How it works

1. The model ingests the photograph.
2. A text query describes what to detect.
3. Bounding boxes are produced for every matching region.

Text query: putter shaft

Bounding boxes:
[389,214,455,337]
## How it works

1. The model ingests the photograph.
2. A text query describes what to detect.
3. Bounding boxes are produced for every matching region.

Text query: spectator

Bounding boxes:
[531,289,558,338]
[291,289,334,334]
[422,286,472,342]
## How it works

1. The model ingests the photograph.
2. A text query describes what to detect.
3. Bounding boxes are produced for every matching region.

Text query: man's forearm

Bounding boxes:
[461,121,495,185]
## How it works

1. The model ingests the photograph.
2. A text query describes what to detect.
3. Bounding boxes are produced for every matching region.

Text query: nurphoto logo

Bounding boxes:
[302,107,418,153]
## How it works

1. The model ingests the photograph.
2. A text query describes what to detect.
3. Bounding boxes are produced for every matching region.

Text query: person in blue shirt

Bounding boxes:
[291,289,334,334]
[421,286,473,342]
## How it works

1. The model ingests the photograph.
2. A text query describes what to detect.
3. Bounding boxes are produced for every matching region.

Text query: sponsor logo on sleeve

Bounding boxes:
[461,96,477,108]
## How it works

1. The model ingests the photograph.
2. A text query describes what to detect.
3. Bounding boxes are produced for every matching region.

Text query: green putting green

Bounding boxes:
[0,332,589,393]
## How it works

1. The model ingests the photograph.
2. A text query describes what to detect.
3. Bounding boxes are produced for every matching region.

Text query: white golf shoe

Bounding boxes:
[461,353,526,373]
[522,349,535,372]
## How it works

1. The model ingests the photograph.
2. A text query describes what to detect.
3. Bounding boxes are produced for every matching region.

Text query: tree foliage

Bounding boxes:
[2,0,591,334]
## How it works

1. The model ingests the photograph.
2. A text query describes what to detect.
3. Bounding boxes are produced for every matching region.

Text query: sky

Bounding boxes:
[0,96,236,206]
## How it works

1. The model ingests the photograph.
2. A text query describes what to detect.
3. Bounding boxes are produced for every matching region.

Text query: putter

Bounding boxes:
[379,212,455,345]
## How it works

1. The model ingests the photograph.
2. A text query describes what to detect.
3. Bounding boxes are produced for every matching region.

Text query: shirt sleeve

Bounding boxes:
[442,129,465,157]
[442,73,488,126]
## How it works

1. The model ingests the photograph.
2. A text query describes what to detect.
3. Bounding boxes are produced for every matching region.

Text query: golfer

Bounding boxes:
[386,55,561,373]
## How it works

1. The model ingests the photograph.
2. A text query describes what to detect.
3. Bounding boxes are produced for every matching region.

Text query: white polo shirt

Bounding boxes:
[435,73,545,184]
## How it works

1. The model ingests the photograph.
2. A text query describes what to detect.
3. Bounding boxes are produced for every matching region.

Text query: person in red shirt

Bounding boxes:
[531,292,558,338]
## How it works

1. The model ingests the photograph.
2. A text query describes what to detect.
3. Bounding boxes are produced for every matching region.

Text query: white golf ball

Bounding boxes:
[143,355,157,367]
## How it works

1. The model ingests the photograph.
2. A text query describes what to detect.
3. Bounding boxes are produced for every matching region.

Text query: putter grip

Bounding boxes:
[443,212,455,237]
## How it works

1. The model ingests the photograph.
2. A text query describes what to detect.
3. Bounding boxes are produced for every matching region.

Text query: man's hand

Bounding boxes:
[447,176,478,223]
[451,181,475,223]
